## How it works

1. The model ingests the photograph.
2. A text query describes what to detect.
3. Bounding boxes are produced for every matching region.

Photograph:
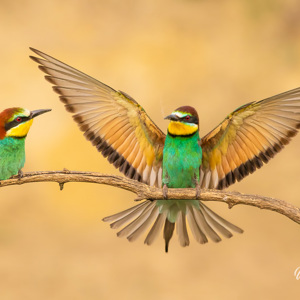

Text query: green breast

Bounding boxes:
[0,137,25,180]
[162,132,202,188]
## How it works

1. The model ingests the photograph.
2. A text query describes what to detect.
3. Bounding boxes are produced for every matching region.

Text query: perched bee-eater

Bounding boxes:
[0,107,51,180]
[30,48,300,252]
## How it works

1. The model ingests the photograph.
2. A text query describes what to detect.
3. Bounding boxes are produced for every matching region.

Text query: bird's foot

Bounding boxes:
[163,184,168,199]
[18,169,24,180]
[195,184,201,199]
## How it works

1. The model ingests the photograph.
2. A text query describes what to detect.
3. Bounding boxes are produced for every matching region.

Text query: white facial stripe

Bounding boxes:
[22,109,31,117]
[171,111,197,126]
[172,111,188,118]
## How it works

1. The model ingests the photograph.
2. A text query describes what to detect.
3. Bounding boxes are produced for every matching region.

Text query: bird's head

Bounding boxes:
[0,107,51,140]
[165,106,199,136]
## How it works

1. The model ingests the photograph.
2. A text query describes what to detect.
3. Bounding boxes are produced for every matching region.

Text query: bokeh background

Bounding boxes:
[1,0,300,299]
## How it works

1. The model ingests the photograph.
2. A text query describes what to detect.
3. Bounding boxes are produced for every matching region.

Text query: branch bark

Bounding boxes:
[1,170,300,225]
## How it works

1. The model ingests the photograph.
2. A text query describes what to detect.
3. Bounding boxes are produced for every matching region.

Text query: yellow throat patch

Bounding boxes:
[6,119,34,137]
[168,121,198,136]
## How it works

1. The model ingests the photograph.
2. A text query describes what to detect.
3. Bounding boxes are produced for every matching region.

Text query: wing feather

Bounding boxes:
[201,87,300,189]
[30,48,165,186]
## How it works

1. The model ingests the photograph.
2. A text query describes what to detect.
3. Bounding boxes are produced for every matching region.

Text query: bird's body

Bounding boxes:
[163,130,202,189]
[0,107,51,180]
[159,109,203,250]
[0,137,25,180]
[30,48,300,252]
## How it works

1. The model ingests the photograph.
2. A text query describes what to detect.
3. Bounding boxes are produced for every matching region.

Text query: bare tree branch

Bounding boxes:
[1,170,300,225]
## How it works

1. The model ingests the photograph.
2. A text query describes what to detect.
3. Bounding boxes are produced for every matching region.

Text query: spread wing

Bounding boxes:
[200,87,300,189]
[30,48,165,187]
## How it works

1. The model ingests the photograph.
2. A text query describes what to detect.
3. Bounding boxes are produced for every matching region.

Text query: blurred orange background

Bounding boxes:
[1,0,300,299]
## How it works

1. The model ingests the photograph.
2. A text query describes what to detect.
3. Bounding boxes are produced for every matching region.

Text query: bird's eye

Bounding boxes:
[185,115,190,121]
[15,117,22,123]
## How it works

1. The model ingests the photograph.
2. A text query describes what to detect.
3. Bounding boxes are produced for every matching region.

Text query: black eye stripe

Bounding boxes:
[4,116,30,131]
[180,115,198,124]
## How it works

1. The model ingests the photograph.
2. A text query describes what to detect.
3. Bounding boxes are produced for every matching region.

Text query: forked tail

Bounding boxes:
[102,200,243,252]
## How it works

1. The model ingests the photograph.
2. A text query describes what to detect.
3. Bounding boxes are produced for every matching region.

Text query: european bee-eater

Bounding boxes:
[30,48,300,252]
[0,107,51,180]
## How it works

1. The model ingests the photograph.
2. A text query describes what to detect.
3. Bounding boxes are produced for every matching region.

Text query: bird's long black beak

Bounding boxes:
[164,114,179,121]
[30,109,52,119]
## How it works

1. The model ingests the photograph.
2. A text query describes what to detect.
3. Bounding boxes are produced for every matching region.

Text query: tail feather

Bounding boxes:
[127,206,159,242]
[176,211,190,247]
[164,219,175,252]
[192,206,221,243]
[186,205,208,244]
[116,203,154,238]
[200,203,244,234]
[102,201,147,224]
[144,212,166,246]
[103,199,243,252]
[199,204,233,238]
[109,202,151,230]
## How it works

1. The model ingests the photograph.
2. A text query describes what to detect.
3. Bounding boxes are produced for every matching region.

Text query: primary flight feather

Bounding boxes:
[30,48,300,252]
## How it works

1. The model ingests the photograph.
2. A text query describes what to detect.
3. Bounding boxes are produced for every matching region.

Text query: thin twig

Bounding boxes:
[1,170,300,224]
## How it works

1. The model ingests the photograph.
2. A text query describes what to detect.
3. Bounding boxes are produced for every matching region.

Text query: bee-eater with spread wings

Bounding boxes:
[30,48,300,252]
